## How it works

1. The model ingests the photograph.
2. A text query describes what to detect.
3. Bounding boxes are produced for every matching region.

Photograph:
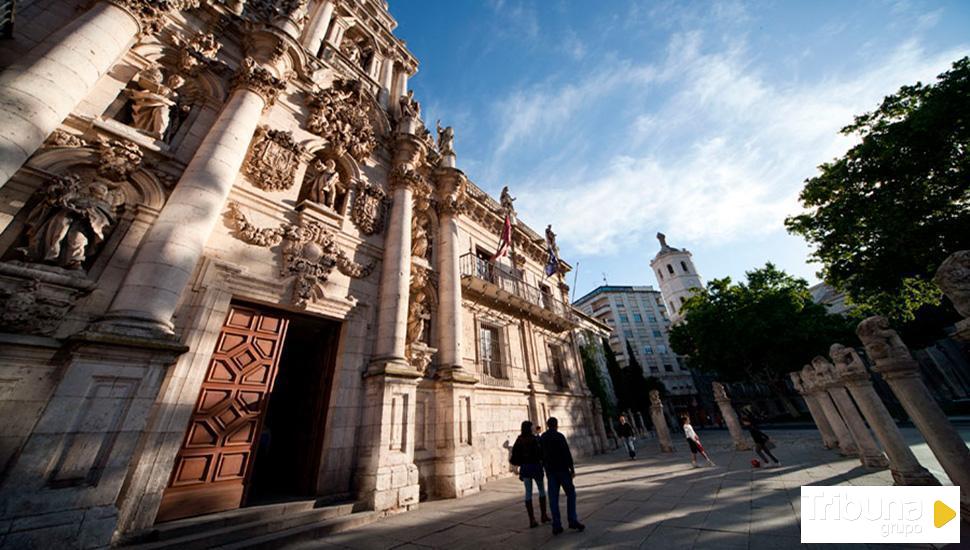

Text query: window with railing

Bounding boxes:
[548,343,567,388]
[479,323,505,379]
[459,253,571,321]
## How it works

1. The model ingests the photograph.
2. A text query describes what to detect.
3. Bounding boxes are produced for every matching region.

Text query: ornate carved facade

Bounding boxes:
[0,2,605,547]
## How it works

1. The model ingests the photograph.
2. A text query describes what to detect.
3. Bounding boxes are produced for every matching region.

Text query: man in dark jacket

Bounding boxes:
[539,417,585,534]
[618,415,636,459]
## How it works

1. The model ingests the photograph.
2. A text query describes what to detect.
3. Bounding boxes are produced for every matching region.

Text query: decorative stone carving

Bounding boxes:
[244,126,306,192]
[712,381,751,450]
[232,57,287,106]
[98,138,143,181]
[407,266,431,347]
[45,130,87,148]
[829,343,868,379]
[127,68,185,140]
[934,251,970,337]
[438,173,468,215]
[245,0,307,20]
[302,158,347,212]
[411,211,430,259]
[649,390,662,407]
[305,80,376,162]
[545,224,559,257]
[648,390,674,452]
[351,179,387,235]
[340,36,363,67]
[109,0,202,35]
[173,31,220,74]
[856,316,912,365]
[500,185,515,217]
[712,381,728,401]
[226,202,372,307]
[18,174,125,269]
[435,120,454,157]
[0,272,93,336]
[399,90,420,120]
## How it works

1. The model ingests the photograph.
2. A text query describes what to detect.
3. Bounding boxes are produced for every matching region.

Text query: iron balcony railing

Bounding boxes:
[459,253,574,321]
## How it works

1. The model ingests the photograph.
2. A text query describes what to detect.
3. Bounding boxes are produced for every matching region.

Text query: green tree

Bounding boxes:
[602,337,627,411]
[669,263,857,386]
[579,337,617,419]
[623,340,653,415]
[785,57,970,322]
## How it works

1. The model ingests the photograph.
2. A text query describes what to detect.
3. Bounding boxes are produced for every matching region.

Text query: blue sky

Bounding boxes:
[388,0,970,300]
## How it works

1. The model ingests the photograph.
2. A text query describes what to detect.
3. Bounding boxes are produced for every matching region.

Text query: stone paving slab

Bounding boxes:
[286,428,969,549]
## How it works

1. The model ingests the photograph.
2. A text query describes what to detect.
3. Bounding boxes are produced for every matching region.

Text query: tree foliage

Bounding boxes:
[623,340,653,415]
[579,337,617,419]
[668,263,857,383]
[785,57,970,321]
[602,337,627,412]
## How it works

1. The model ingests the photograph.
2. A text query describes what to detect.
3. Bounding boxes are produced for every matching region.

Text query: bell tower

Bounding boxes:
[650,233,703,323]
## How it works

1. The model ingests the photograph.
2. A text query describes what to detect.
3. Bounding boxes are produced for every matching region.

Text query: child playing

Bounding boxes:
[682,415,715,467]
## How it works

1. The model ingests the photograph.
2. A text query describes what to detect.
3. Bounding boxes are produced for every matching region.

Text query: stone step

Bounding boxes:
[123,500,358,549]
[213,511,379,549]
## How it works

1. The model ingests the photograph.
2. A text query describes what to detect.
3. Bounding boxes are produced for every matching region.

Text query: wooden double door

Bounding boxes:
[157,304,333,523]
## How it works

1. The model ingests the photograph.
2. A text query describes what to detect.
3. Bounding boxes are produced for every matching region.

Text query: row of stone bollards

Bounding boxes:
[790,251,970,513]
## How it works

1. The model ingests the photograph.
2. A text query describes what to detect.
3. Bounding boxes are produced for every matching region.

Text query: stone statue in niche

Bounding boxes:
[340,36,362,67]
[304,158,346,212]
[435,120,454,157]
[127,68,186,140]
[399,90,420,120]
[19,174,125,269]
[411,212,430,259]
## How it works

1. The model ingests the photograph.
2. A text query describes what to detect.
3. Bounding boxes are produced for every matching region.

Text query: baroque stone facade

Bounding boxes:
[0,1,603,547]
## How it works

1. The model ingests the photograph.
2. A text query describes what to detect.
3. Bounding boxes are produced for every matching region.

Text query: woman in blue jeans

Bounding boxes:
[510,420,550,527]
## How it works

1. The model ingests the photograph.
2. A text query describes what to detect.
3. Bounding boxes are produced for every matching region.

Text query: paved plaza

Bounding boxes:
[285,427,968,550]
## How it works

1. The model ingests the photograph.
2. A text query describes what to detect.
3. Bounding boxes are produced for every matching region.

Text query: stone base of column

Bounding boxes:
[650,407,675,452]
[859,452,890,469]
[355,369,422,514]
[837,442,859,456]
[91,310,179,341]
[0,332,186,549]
[890,467,940,486]
[432,377,483,499]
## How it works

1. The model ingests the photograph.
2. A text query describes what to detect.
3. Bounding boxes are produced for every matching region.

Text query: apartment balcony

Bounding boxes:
[459,254,576,332]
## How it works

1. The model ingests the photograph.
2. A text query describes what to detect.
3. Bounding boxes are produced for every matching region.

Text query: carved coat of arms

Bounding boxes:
[351,179,387,235]
[244,126,306,192]
[304,80,376,162]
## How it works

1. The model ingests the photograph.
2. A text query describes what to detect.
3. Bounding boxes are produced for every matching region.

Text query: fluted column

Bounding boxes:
[802,365,858,456]
[434,168,471,380]
[649,390,674,452]
[370,134,424,372]
[304,0,336,56]
[790,371,839,449]
[100,58,284,336]
[713,382,751,450]
[813,357,887,467]
[0,1,167,189]
[830,344,939,485]
[858,316,970,511]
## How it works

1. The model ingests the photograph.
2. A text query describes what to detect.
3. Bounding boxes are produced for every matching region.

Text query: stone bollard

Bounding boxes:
[649,390,674,452]
[830,344,939,485]
[801,365,859,456]
[812,356,889,468]
[857,316,970,510]
[934,250,970,342]
[712,382,751,450]
[790,371,839,449]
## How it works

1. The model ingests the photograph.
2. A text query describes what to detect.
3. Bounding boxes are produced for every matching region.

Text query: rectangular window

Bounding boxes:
[664,364,674,373]
[647,314,657,322]
[479,324,505,379]
[650,366,660,373]
[657,344,668,355]
[652,330,662,337]
[643,345,653,355]
[619,314,629,323]
[624,330,634,339]
[633,313,643,323]
[548,344,567,387]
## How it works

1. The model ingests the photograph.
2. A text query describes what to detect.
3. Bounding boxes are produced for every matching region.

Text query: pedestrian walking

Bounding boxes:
[682,415,715,467]
[617,415,636,459]
[742,417,780,467]
[540,417,585,535]
[509,420,551,528]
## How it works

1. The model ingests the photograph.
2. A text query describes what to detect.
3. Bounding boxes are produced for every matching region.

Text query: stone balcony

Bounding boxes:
[459,254,577,333]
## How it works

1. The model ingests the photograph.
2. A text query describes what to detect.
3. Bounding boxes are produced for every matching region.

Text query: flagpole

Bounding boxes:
[571,261,579,303]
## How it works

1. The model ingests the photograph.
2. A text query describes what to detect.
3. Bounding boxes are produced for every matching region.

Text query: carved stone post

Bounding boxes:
[649,390,674,452]
[934,250,970,342]
[812,357,889,468]
[0,1,196,190]
[857,316,970,510]
[789,371,839,449]
[100,57,285,337]
[830,344,939,485]
[712,382,751,450]
[801,365,858,456]
[635,411,648,438]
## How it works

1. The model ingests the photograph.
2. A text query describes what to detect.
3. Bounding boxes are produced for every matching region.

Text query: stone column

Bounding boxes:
[830,344,939,485]
[379,57,397,109]
[712,382,751,450]
[433,167,468,378]
[812,357,889,468]
[649,390,674,452]
[789,371,839,449]
[304,0,336,56]
[857,316,970,510]
[935,251,970,342]
[98,58,284,337]
[802,365,859,456]
[0,1,171,189]
[354,132,427,512]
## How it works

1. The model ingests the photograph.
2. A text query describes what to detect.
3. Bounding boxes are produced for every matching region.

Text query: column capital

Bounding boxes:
[830,343,872,384]
[231,57,288,107]
[856,315,922,379]
[434,167,469,216]
[107,0,200,35]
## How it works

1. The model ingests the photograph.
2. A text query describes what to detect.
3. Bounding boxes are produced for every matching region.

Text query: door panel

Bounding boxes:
[156,305,289,523]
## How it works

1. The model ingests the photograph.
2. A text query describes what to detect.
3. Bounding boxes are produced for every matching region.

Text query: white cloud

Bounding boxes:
[498,36,967,258]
